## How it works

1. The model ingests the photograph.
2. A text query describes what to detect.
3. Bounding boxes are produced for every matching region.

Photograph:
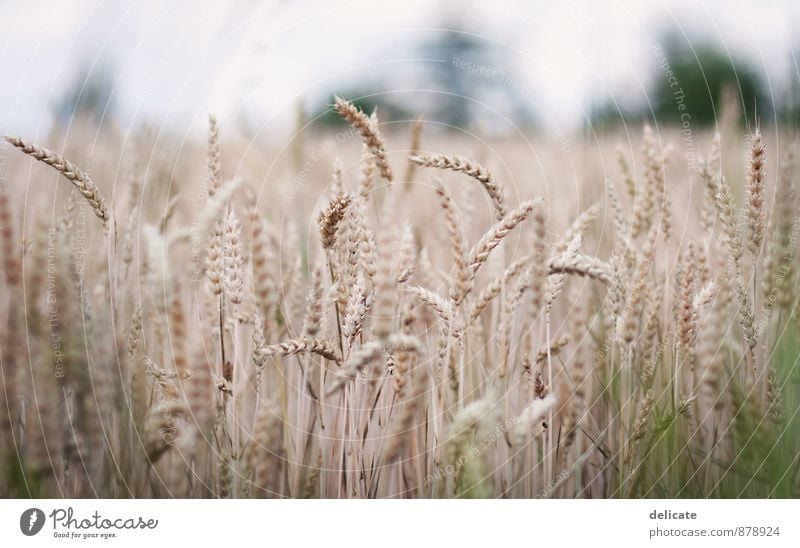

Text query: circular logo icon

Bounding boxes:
[20,508,45,536]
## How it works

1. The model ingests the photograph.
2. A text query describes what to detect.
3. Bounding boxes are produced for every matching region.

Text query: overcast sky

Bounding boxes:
[1,0,798,140]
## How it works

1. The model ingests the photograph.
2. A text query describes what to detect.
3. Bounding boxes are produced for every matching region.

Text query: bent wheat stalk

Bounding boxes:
[5,135,109,224]
[547,253,614,285]
[411,153,507,220]
[334,96,393,182]
[467,198,541,281]
[260,338,342,365]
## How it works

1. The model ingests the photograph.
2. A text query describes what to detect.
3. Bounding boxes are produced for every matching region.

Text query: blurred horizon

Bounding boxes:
[1,0,799,142]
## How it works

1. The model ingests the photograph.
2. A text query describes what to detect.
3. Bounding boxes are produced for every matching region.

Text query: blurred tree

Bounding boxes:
[650,37,767,126]
[418,30,489,128]
[780,47,800,129]
[311,20,534,132]
[413,25,535,130]
[588,34,768,129]
[53,61,117,127]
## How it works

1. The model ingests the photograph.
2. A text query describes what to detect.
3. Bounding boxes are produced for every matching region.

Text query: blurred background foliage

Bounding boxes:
[49,17,799,135]
[310,23,534,132]
[588,33,776,130]
[53,61,118,129]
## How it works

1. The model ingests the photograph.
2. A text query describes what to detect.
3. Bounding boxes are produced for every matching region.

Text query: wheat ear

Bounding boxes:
[745,127,766,256]
[410,153,507,220]
[467,198,541,281]
[435,179,470,304]
[260,337,341,364]
[206,114,221,196]
[5,136,108,224]
[318,193,353,250]
[334,96,393,182]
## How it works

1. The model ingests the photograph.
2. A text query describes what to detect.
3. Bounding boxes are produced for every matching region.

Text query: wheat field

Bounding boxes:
[0,96,798,499]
